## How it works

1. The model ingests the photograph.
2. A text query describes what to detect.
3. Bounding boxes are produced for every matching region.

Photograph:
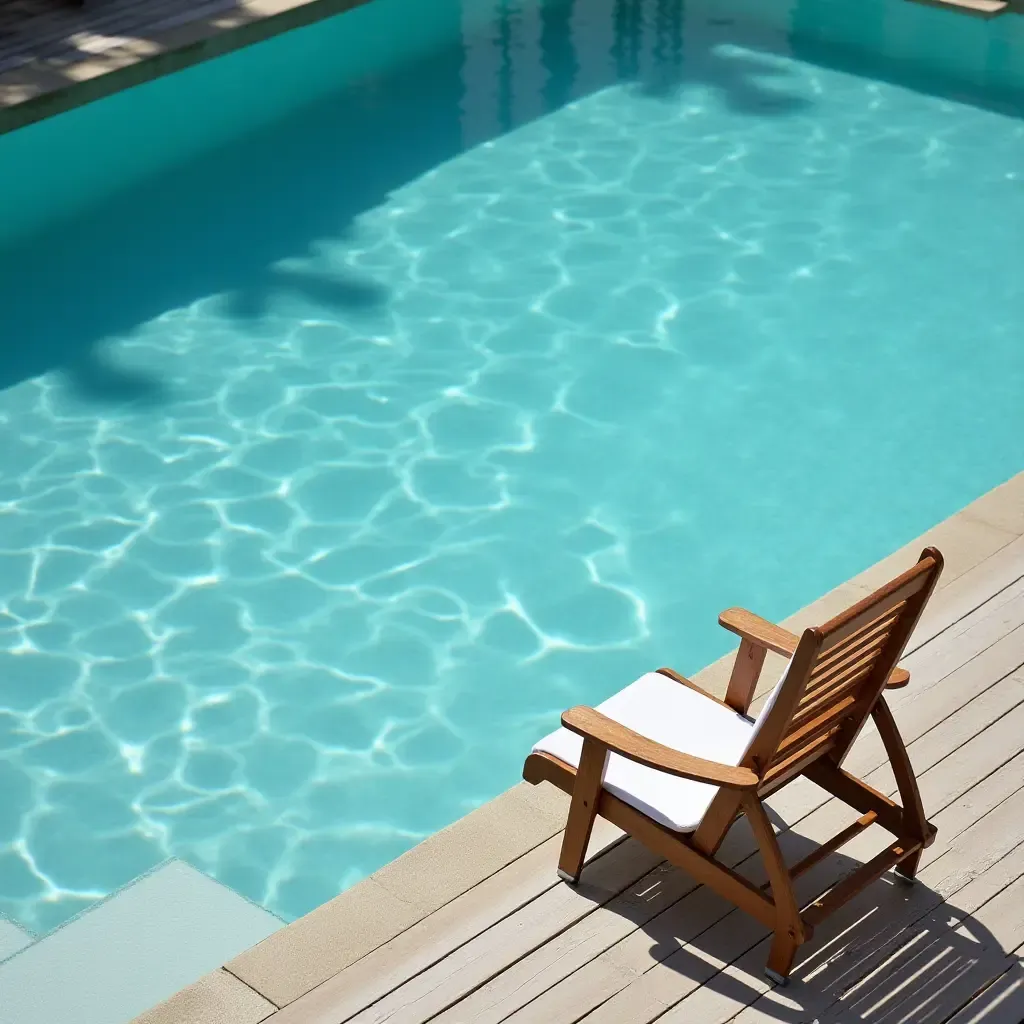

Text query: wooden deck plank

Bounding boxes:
[897,583,1024,699]
[578,676,1024,1022]
[730,833,1024,1022]
[264,825,628,1023]
[817,871,1024,1023]
[265,819,627,1024]
[495,673,1024,1024]
[0,0,238,72]
[262,820,617,1022]
[904,685,1024,825]
[453,671,1024,1024]
[0,0,370,136]
[655,783,1024,1024]
[658,706,1024,1024]
[579,737,1024,1024]
[907,535,1024,654]
[944,960,1024,1024]
[800,841,1024,1021]
[427,856,724,1024]
[341,838,664,1024]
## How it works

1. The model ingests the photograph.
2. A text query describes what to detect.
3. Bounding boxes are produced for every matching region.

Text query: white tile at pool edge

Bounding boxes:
[133,969,276,1024]
[0,860,283,1024]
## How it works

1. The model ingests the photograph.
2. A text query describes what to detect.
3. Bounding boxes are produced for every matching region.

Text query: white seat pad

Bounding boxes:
[532,672,757,832]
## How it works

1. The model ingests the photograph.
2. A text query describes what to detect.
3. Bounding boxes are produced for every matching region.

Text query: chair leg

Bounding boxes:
[556,740,607,884]
[873,700,932,843]
[894,847,922,885]
[742,794,805,985]
[873,700,936,887]
[766,929,799,985]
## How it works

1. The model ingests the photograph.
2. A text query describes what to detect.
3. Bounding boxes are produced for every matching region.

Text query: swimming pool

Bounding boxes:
[0,0,1022,933]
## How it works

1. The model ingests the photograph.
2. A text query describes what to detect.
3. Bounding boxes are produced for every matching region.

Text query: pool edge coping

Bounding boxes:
[0,0,371,137]
[132,469,1024,1023]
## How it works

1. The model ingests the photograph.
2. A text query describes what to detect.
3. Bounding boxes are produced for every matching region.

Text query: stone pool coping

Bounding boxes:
[0,0,369,136]
[135,468,1024,1023]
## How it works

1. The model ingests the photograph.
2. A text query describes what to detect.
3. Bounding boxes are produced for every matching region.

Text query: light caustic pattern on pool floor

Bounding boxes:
[1,46,1023,930]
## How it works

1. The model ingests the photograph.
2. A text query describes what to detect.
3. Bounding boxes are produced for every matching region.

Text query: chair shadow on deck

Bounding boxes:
[590,811,1020,1024]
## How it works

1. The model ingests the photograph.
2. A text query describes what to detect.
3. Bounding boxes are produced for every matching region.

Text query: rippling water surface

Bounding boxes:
[0,0,1022,930]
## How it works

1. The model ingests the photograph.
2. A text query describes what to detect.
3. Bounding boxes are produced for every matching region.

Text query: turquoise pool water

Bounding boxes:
[0,0,1022,932]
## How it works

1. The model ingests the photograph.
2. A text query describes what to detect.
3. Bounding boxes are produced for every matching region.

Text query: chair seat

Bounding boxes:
[532,673,756,832]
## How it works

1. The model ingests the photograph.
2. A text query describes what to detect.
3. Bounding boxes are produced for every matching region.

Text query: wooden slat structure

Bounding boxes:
[0,0,241,76]
[0,0,362,135]
[237,525,1024,1024]
[525,550,945,983]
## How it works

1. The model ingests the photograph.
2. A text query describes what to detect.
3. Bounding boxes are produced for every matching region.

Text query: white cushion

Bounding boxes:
[533,664,791,833]
[742,653,794,760]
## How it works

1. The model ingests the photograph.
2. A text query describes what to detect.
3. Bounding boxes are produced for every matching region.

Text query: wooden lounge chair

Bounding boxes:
[523,547,943,984]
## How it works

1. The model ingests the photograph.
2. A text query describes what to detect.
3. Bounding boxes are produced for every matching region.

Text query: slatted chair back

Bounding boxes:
[693,549,943,851]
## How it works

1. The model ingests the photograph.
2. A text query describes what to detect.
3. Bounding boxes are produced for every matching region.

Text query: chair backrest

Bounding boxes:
[748,548,944,794]
[691,549,943,854]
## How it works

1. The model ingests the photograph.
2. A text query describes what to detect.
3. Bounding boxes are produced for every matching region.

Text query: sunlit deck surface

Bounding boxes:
[139,473,1024,1024]
[0,0,356,133]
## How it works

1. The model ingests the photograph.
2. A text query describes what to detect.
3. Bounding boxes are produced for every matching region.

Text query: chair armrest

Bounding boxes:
[720,608,908,688]
[886,667,910,689]
[719,607,799,656]
[561,706,760,790]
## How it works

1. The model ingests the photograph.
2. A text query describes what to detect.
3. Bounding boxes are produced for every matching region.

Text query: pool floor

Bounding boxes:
[0,0,1022,931]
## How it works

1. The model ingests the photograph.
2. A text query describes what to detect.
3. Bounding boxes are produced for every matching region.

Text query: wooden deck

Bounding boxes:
[0,0,237,76]
[0,0,358,134]
[235,531,1024,1024]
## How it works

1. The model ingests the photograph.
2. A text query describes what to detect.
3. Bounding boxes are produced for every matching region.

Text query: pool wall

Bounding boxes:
[0,0,468,249]
[2,0,1023,252]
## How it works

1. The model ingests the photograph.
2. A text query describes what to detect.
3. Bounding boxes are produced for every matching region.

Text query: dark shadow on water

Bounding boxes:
[641,46,812,116]
[0,0,816,409]
[4,0,1017,408]
[67,347,171,407]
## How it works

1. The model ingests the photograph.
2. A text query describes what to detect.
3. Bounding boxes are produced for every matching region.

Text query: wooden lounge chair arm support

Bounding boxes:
[886,667,910,688]
[719,608,799,656]
[561,706,760,790]
[717,607,796,712]
[719,607,910,697]
[535,548,944,984]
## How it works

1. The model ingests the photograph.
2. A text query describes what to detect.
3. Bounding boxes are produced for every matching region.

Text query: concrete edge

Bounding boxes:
[691,471,1024,703]
[0,0,371,136]
[222,779,571,1005]
[132,968,276,1024]
[138,469,1024,1020]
